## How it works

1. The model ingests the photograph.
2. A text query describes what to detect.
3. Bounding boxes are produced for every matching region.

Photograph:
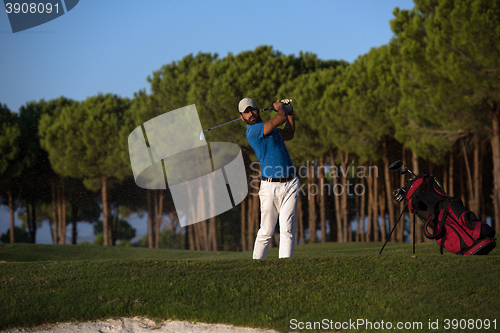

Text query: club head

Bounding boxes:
[392,187,406,202]
[199,131,205,141]
[389,160,403,171]
[400,168,409,175]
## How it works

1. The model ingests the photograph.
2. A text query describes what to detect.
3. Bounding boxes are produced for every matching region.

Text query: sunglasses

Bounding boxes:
[242,107,258,114]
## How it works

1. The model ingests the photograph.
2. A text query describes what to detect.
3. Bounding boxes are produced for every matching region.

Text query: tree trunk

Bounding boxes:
[378,182,387,243]
[155,190,164,249]
[412,151,419,175]
[247,196,253,251]
[326,168,336,242]
[460,165,466,209]
[448,153,454,197]
[443,156,448,195]
[241,199,246,251]
[372,162,379,242]
[295,205,299,246]
[159,191,164,248]
[473,136,481,218]
[27,199,37,243]
[6,187,22,243]
[318,156,326,243]
[331,150,342,242]
[461,139,475,212]
[193,222,201,250]
[308,161,316,243]
[298,194,304,245]
[256,168,261,249]
[198,185,209,251]
[33,201,37,243]
[188,225,195,250]
[360,176,366,242]
[26,199,31,242]
[56,184,62,244]
[72,202,78,245]
[247,168,259,252]
[412,151,422,244]
[62,182,67,245]
[101,176,110,246]
[57,182,66,245]
[194,222,201,251]
[201,220,209,250]
[51,180,58,244]
[209,216,217,251]
[146,189,153,248]
[341,153,348,242]
[248,193,255,252]
[355,191,360,242]
[396,147,406,243]
[491,107,500,229]
[383,148,395,243]
[428,160,434,175]
[8,190,15,243]
[366,169,373,242]
[154,190,158,249]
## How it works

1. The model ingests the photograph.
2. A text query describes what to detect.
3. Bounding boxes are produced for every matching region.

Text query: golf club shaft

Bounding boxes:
[402,162,417,177]
[379,203,408,254]
[202,106,274,134]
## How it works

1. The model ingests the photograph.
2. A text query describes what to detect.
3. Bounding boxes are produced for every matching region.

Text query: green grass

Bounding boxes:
[1,242,499,332]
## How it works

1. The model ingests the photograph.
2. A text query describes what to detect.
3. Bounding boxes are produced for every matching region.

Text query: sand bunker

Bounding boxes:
[5,317,280,333]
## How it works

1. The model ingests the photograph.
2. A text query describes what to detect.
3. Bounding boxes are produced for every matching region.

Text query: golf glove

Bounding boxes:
[279,99,293,115]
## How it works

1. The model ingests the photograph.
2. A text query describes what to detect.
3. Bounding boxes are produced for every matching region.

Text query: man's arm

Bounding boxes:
[278,111,295,141]
[263,101,288,136]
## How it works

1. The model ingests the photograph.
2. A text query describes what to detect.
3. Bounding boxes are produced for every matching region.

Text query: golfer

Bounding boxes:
[239,98,300,259]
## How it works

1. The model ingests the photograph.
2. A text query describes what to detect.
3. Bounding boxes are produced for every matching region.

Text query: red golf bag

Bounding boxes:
[404,173,496,255]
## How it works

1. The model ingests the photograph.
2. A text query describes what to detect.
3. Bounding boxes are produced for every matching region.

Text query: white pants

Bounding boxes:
[253,176,300,259]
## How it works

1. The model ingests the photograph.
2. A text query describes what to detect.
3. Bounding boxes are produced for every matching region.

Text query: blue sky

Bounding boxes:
[0,0,415,243]
[1,0,415,112]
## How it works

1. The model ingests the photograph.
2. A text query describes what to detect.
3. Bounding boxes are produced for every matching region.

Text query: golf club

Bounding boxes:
[199,106,274,141]
[388,160,417,177]
[387,160,418,255]
[381,160,416,255]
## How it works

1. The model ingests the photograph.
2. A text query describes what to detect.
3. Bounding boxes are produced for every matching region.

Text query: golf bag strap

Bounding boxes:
[424,209,448,240]
[436,208,448,255]
[440,233,445,255]
[439,209,448,229]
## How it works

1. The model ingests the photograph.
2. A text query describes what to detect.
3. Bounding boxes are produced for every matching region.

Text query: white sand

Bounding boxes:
[4,317,280,333]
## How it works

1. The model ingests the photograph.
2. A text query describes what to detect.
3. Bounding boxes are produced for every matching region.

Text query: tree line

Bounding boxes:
[1,0,499,249]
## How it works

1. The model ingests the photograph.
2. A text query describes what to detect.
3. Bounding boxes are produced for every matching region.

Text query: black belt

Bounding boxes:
[262,174,295,183]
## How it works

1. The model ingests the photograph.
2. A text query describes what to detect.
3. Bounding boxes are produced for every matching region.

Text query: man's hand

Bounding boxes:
[277,99,295,141]
[273,100,285,113]
[277,99,293,115]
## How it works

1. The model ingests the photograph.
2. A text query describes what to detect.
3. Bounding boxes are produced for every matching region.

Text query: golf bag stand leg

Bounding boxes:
[413,215,416,255]
[379,204,408,254]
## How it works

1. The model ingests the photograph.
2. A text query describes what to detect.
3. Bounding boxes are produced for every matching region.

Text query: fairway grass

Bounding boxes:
[1,242,499,332]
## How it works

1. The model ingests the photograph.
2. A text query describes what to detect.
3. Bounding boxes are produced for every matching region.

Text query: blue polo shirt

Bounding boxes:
[246,122,295,178]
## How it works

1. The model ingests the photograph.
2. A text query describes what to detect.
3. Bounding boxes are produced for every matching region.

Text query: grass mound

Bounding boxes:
[1,242,498,332]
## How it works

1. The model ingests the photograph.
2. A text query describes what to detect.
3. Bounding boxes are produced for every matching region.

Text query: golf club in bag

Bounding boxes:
[380,160,496,255]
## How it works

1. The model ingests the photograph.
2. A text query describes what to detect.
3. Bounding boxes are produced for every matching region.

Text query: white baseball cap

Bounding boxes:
[238,98,257,113]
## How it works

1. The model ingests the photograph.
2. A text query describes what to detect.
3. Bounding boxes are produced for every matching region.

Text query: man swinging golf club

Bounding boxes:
[239,97,300,259]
